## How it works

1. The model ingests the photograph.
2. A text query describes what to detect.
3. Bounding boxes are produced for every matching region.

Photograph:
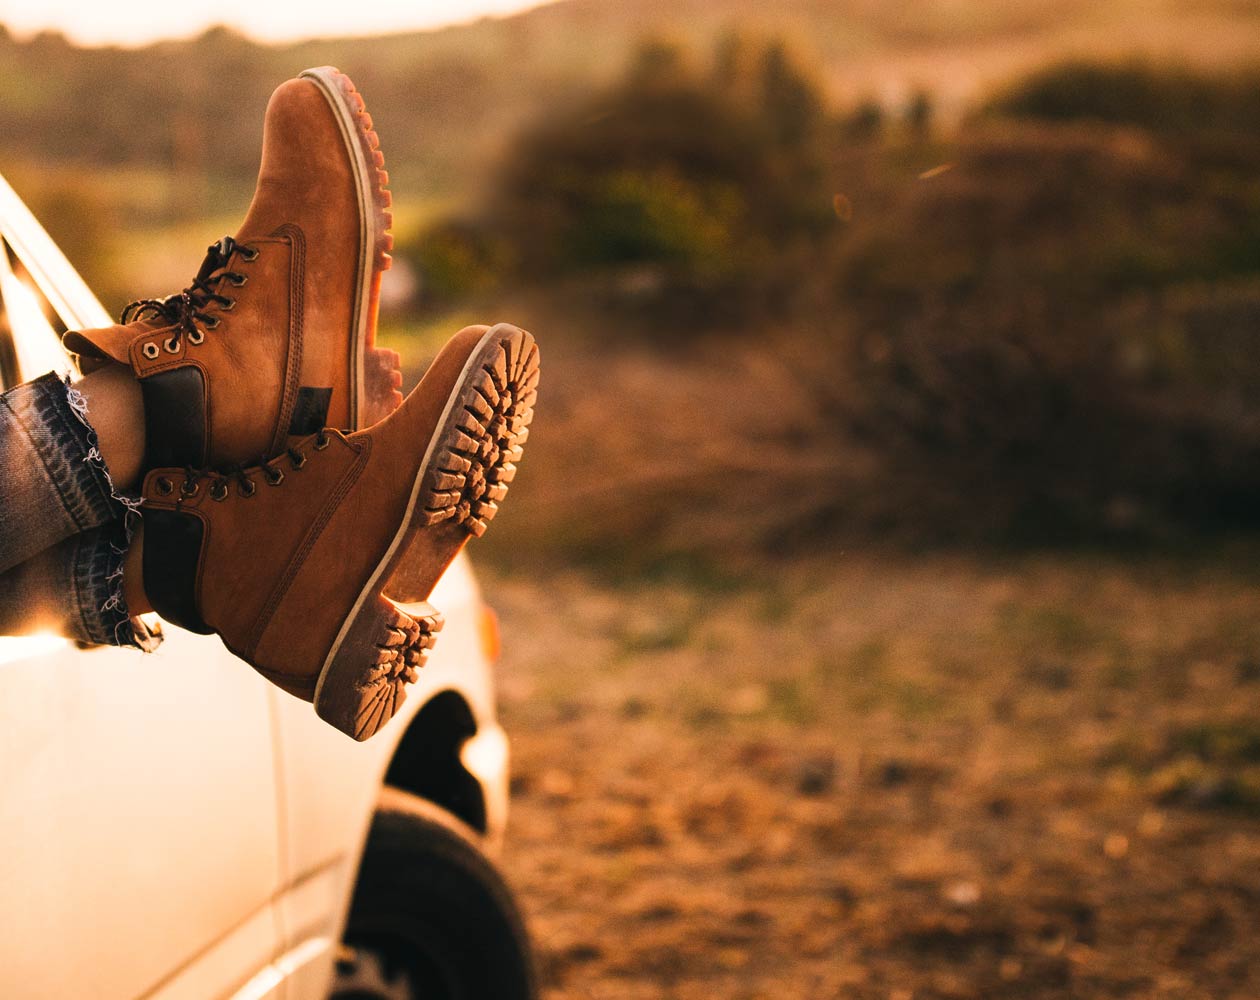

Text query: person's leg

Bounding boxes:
[0,369,141,574]
[0,527,159,649]
[0,369,155,647]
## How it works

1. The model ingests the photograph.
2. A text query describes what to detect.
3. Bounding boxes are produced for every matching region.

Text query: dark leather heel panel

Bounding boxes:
[143,508,213,634]
[289,386,333,436]
[141,368,207,470]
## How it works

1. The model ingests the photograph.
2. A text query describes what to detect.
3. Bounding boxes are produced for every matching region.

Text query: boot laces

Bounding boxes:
[122,236,253,344]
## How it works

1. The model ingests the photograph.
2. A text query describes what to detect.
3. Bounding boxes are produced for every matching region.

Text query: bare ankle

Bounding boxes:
[74,367,145,492]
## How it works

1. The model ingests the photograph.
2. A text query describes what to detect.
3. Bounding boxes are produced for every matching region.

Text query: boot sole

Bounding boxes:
[313,324,540,740]
[300,67,403,429]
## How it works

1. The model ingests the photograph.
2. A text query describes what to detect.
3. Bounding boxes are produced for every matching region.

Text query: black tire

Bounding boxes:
[331,787,538,1000]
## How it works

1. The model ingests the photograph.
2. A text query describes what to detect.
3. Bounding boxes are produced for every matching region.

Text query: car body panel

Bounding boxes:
[0,632,281,999]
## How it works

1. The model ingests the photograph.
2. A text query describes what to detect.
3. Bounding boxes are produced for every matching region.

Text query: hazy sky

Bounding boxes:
[0,0,552,47]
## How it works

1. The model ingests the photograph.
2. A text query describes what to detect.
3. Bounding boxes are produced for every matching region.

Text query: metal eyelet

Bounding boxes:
[188,329,204,346]
[142,342,160,360]
[164,337,180,354]
[290,452,307,470]
[155,476,174,496]
[240,247,260,262]
[209,481,229,502]
[203,316,221,330]
[239,479,257,498]
[221,298,236,312]
[314,434,331,451]
[179,479,199,497]
[229,273,248,287]
[266,468,284,486]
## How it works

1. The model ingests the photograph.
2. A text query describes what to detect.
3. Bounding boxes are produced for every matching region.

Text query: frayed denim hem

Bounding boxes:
[60,374,160,651]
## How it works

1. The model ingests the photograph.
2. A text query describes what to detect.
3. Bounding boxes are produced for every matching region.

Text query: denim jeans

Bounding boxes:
[0,371,157,649]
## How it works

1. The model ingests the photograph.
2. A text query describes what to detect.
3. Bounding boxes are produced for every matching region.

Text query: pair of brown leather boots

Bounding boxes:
[64,68,538,741]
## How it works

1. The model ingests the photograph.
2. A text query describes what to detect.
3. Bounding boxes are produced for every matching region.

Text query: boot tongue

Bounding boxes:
[192,237,235,287]
[63,321,157,372]
[205,237,235,274]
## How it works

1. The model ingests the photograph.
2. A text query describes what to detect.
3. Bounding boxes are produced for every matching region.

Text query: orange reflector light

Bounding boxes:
[478,604,502,664]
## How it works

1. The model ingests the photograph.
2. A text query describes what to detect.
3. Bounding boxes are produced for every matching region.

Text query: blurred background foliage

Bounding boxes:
[3,0,1260,565]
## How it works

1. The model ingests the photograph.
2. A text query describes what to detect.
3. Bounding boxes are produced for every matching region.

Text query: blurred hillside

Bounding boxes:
[3,0,1260,204]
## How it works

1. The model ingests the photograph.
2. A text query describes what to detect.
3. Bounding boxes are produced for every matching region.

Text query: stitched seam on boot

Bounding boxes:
[269,224,305,457]
[243,438,372,657]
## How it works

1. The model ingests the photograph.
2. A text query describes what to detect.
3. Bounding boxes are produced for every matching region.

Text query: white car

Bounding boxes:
[0,172,537,1000]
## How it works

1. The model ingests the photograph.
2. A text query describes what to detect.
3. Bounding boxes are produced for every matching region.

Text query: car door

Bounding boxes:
[0,173,284,1000]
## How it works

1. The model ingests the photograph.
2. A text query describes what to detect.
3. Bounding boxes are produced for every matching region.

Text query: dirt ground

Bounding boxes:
[487,552,1260,999]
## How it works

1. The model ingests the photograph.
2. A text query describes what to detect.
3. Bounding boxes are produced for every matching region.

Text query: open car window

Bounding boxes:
[0,172,102,389]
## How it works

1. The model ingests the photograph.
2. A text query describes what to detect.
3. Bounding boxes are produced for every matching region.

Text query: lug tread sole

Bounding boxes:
[342,599,445,742]
[418,328,540,538]
[314,325,538,740]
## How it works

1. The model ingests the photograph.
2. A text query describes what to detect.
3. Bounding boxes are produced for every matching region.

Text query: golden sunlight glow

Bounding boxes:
[0,0,552,47]
[0,245,75,382]
[0,632,71,666]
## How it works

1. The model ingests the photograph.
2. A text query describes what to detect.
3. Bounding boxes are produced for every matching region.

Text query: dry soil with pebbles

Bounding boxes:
[487,553,1260,999]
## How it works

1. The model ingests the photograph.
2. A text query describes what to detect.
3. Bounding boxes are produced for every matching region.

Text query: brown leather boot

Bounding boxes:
[136,324,538,740]
[64,67,402,472]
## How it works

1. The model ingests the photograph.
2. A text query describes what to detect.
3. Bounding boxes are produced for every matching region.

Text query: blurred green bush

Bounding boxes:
[825,68,1260,541]
[407,219,507,307]
[403,36,836,329]
[986,59,1260,136]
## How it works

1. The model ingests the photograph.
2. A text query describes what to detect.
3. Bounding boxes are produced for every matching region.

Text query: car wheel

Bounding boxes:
[331,786,538,1000]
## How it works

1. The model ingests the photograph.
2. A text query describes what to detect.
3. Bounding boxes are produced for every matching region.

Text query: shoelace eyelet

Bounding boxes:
[203,316,221,330]
[229,273,248,287]
[290,452,307,470]
[163,337,180,354]
[155,476,173,496]
[188,329,204,346]
[209,481,229,502]
[240,247,260,262]
[221,298,236,312]
[314,433,331,451]
[240,479,257,498]
[180,480,199,497]
[266,468,284,486]
[142,342,160,360]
